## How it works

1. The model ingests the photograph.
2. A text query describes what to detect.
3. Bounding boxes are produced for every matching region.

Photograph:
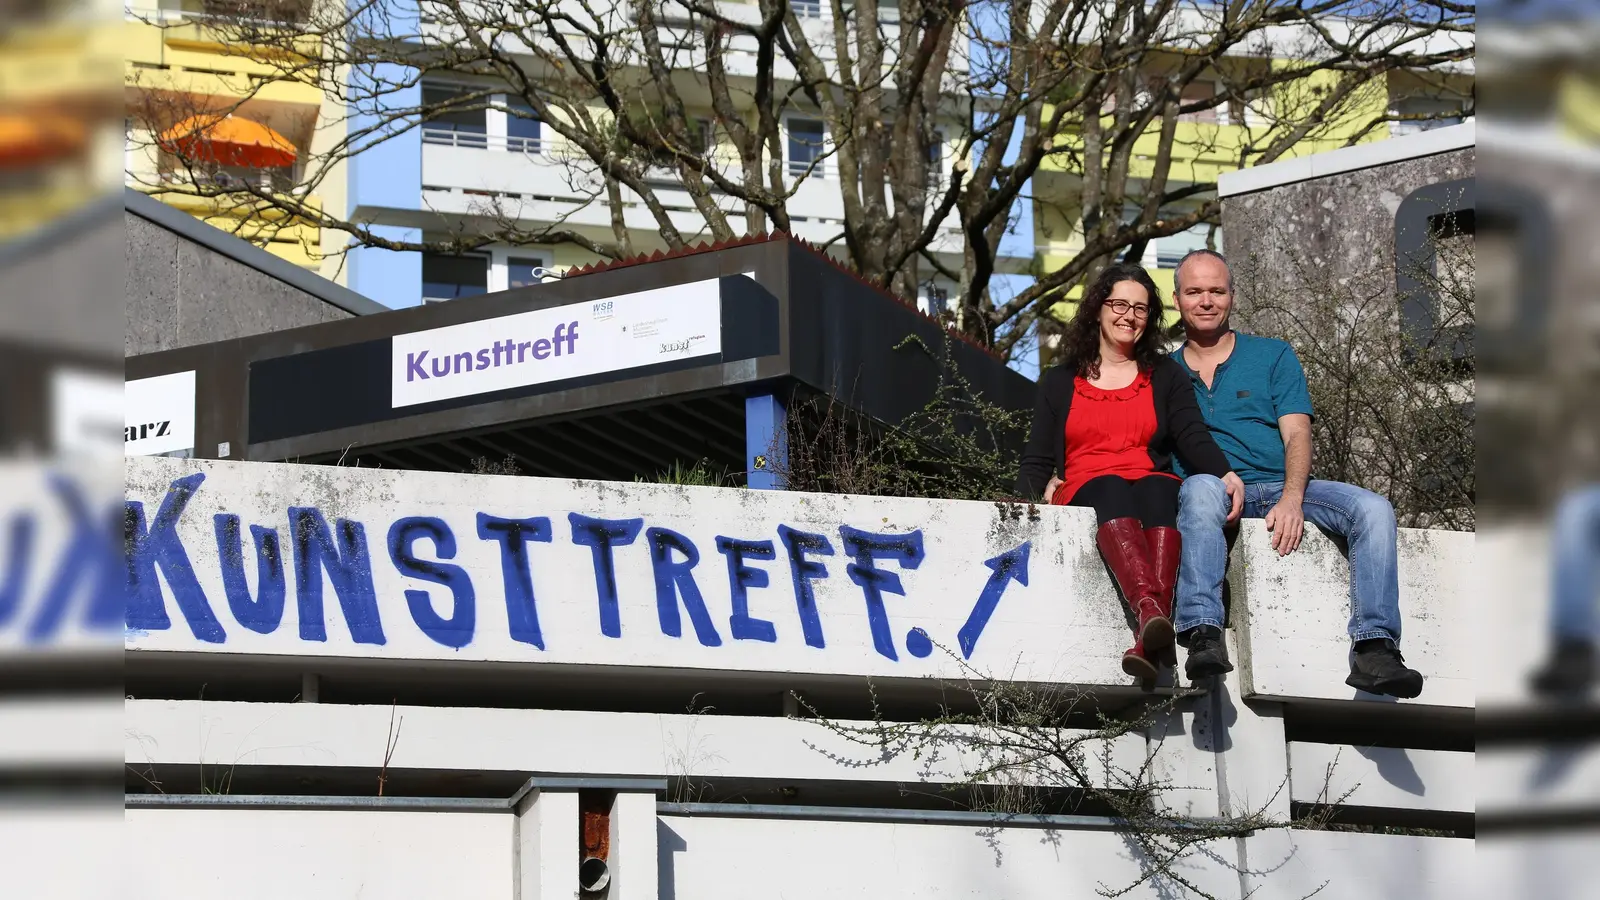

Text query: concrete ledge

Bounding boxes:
[122,699,1147,791]
[124,458,1472,711]
[1218,122,1475,198]
[1233,521,1472,710]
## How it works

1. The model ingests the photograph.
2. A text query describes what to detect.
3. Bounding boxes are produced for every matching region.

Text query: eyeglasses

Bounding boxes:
[1106,299,1151,320]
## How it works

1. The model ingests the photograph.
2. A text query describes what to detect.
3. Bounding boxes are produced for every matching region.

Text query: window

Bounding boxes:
[505,96,541,154]
[422,252,488,302]
[696,118,716,155]
[1177,80,1217,124]
[1156,223,1220,270]
[790,0,822,18]
[926,132,943,188]
[787,118,825,177]
[421,84,487,148]
[507,256,549,290]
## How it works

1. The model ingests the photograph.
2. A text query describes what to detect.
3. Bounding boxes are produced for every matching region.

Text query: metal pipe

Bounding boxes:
[656,802,1230,832]
[125,794,509,813]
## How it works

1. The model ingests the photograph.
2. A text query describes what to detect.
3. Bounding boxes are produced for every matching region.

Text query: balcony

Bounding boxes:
[122,2,322,106]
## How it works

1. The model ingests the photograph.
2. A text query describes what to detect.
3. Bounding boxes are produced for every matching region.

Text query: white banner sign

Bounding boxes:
[124,457,1135,685]
[391,276,731,408]
[125,371,196,457]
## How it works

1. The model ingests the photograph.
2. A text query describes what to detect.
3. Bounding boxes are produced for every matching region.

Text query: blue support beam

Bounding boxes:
[745,393,788,490]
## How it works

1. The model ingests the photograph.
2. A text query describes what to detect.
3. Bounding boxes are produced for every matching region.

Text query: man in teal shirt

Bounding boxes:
[1170,250,1423,698]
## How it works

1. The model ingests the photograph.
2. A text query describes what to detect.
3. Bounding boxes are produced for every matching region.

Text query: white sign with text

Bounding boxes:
[125,371,196,457]
[390,276,731,408]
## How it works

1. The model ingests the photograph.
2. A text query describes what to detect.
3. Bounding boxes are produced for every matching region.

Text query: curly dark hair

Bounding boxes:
[1056,262,1166,379]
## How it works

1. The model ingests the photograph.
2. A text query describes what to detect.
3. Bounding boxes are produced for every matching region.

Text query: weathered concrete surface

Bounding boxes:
[125,456,1136,687]
[1222,148,1473,315]
[125,211,370,356]
[127,457,1472,707]
[1233,519,1472,708]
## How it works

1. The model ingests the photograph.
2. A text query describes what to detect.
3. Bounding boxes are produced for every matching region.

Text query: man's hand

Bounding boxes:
[1264,495,1306,555]
[1044,475,1063,504]
[1222,472,1245,523]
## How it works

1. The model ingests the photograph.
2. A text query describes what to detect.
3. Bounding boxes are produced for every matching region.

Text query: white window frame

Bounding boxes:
[488,247,552,293]
[784,114,829,180]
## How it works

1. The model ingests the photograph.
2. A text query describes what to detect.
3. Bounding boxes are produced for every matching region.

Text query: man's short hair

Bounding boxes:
[1174,248,1234,293]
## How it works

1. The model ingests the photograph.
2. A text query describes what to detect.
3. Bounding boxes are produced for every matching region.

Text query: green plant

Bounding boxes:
[772,333,1029,501]
[641,458,730,488]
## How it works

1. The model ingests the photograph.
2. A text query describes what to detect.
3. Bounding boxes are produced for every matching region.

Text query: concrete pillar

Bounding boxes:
[607,791,659,900]
[514,789,579,900]
[745,393,787,490]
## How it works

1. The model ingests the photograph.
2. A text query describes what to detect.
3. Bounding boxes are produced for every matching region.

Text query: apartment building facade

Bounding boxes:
[123,0,331,271]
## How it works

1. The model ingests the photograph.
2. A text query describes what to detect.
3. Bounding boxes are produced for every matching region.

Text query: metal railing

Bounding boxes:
[422,127,544,156]
[157,165,301,193]
[127,3,310,30]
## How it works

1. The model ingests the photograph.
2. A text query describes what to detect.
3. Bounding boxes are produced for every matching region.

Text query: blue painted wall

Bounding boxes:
[346,0,423,308]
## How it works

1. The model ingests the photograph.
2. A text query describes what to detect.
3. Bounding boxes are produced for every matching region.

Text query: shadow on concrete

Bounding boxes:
[657,819,688,900]
[1356,744,1425,797]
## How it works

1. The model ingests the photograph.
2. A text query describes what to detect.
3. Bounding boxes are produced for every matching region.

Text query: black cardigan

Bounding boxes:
[1016,356,1232,500]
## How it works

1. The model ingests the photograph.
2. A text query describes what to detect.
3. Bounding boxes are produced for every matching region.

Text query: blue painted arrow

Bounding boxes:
[956,542,1031,660]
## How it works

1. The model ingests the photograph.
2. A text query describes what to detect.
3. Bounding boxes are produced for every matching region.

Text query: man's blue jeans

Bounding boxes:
[1549,486,1600,642]
[1174,475,1404,644]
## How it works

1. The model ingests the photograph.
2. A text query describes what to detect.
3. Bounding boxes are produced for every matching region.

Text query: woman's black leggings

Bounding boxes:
[1067,474,1180,528]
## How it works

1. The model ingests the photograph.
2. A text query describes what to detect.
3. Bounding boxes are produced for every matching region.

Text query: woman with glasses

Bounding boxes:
[1017,263,1240,683]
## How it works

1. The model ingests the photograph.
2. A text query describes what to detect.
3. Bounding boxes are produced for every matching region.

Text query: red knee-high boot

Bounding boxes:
[1096,518,1172,681]
[1145,526,1182,669]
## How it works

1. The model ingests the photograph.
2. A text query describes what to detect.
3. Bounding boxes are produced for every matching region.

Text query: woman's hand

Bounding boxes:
[1044,475,1063,504]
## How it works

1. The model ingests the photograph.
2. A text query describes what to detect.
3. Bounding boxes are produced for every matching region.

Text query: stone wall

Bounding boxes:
[1218,143,1476,528]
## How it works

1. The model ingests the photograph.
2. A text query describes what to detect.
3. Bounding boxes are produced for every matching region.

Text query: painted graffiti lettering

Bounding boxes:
[716,537,777,643]
[289,507,386,645]
[126,472,226,643]
[777,525,834,649]
[476,514,552,649]
[390,517,475,649]
[646,527,722,647]
[214,514,286,635]
[839,526,926,661]
[569,513,644,638]
[125,475,1033,663]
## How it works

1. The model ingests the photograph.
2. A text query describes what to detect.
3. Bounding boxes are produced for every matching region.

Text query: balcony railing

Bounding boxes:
[127,3,310,30]
[158,165,301,193]
[422,127,544,156]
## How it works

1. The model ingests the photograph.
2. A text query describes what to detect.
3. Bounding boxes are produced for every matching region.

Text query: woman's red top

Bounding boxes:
[1051,371,1179,504]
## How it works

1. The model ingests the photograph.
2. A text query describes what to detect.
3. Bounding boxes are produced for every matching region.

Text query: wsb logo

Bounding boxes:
[126,421,173,443]
[660,335,706,355]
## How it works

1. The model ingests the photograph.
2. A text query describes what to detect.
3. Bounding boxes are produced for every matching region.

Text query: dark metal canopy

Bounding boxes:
[125,236,1035,484]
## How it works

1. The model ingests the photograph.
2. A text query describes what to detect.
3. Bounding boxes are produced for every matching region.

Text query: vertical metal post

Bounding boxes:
[745,393,788,490]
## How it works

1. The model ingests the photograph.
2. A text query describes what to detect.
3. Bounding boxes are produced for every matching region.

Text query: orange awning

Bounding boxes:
[158,114,298,169]
[0,112,87,168]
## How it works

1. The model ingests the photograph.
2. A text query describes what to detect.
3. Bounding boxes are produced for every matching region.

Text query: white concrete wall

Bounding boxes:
[659,813,1242,900]
[125,457,1472,705]
[124,808,514,899]
[122,699,1147,792]
[124,457,1141,686]
[1234,522,1473,708]
[119,458,1477,900]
